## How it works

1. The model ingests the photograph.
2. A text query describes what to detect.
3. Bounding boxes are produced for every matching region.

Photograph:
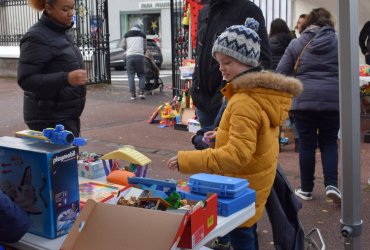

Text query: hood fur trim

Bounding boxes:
[230,71,303,97]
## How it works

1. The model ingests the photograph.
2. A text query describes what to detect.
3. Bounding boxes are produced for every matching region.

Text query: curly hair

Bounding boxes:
[27,0,56,11]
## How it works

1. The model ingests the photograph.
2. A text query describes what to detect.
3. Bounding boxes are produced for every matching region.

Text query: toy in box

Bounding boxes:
[77,152,105,179]
[0,136,79,239]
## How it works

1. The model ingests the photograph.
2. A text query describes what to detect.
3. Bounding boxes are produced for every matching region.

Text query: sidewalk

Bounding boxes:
[1,77,370,249]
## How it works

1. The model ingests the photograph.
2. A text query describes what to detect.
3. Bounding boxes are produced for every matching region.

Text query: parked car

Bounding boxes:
[110,38,163,71]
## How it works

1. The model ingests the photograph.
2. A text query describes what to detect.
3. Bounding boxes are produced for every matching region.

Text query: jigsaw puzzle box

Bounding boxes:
[0,136,79,239]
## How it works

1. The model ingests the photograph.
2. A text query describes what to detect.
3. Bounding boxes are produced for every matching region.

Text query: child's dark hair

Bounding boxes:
[302,8,334,30]
[28,0,56,11]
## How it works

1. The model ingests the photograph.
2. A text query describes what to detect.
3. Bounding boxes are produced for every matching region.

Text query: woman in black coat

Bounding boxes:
[269,18,293,71]
[17,0,87,136]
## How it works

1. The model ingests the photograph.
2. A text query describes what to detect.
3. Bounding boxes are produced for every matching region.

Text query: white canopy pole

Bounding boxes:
[338,0,363,248]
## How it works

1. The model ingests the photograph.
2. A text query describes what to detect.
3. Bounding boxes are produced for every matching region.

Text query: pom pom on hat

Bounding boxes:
[212,18,261,67]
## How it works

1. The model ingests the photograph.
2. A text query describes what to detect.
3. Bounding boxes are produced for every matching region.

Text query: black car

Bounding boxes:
[110,38,163,70]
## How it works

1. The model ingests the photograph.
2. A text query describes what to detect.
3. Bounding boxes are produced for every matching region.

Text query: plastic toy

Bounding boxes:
[43,125,87,146]
[15,124,87,146]
[100,146,152,186]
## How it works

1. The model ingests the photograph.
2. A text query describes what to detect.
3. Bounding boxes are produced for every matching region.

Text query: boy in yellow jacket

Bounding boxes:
[167,18,302,249]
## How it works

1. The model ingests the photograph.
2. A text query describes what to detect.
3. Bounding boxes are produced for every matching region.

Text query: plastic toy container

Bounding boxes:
[178,188,255,217]
[188,173,249,198]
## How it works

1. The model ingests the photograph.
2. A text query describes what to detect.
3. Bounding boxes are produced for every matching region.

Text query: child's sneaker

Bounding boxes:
[294,188,312,201]
[325,185,341,205]
[130,94,136,100]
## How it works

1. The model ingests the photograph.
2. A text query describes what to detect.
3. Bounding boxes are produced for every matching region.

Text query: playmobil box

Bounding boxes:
[0,136,79,239]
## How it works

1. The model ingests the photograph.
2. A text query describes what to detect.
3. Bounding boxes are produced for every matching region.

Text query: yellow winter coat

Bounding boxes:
[178,71,302,227]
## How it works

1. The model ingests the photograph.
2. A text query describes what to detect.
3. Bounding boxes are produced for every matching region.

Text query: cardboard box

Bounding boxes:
[0,136,79,239]
[60,199,189,250]
[77,160,105,179]
[177,193,218,249]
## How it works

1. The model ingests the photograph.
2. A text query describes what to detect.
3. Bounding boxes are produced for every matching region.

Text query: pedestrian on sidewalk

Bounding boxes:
[276,7,342,205]
[17,0,87,137]
[123,24,147,100]
[167,18,302,250]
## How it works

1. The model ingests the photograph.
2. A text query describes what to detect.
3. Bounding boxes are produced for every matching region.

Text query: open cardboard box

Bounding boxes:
[60,199,189,250]
[61,192,218,250]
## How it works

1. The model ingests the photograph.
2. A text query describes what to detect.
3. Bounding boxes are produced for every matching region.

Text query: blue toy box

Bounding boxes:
[188,173,249,198]
[178,189,255,217]
[0,136,79,239]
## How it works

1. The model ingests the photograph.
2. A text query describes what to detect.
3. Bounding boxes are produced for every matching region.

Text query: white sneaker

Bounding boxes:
[325,185,341,205]
[295,188,313,201]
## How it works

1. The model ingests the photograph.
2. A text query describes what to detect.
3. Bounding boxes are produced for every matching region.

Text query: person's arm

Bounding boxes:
[0,191,29,243]
[359,21,370,55]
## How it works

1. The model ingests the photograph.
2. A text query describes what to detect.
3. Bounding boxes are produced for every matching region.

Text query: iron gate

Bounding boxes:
[75,0,110,84]
[0,0,111,84]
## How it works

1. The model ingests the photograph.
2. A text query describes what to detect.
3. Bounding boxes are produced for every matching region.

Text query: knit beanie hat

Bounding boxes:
[212,18,261,67]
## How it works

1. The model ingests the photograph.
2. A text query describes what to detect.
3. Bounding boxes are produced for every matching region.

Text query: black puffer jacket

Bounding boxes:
[269,33,293,70]
[359,21,370,55]
[17,12,86,124]
[190,0,272,114]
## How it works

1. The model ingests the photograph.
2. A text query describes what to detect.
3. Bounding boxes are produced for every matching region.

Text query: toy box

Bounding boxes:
[188,173,249,198]
[178,188,255,217]
[77,160,105,179]
[0,136,79,239]
[78,180,126,208]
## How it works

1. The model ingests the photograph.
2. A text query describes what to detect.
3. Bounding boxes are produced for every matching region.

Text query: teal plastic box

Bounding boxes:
[0,136,79,239]
[188,173,249,198]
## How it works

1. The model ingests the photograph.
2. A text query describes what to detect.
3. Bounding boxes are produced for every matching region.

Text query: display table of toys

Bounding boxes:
[5,126,255,250]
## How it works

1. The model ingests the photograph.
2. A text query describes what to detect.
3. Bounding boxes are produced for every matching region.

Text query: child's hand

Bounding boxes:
[167,155,179,170]
[202,130,216,148]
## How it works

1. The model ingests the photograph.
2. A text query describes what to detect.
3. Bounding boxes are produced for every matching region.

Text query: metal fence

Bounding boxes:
[0,0,111,84]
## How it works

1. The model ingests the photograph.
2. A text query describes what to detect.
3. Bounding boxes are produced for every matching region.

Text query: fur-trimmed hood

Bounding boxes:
[223,70,302,97]
[221,71,302,127]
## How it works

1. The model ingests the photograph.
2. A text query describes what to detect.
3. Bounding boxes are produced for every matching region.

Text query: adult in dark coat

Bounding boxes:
[190,0,272,128]
[276,8,341,205]
[17,0,87,137]
[269,18,294,70]
[359,21,370,65]
[0,190,29,243]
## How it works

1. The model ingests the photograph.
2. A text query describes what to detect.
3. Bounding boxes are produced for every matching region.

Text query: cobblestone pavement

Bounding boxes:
[1,76,370,249]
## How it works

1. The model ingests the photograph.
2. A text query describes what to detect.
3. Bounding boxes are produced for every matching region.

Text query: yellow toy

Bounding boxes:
[100,146,152,186]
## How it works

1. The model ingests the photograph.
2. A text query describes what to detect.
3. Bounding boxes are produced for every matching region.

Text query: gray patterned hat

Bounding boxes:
[212,18,261,67]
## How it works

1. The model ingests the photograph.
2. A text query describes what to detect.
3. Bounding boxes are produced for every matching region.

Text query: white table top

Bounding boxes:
[11,202,255,250]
